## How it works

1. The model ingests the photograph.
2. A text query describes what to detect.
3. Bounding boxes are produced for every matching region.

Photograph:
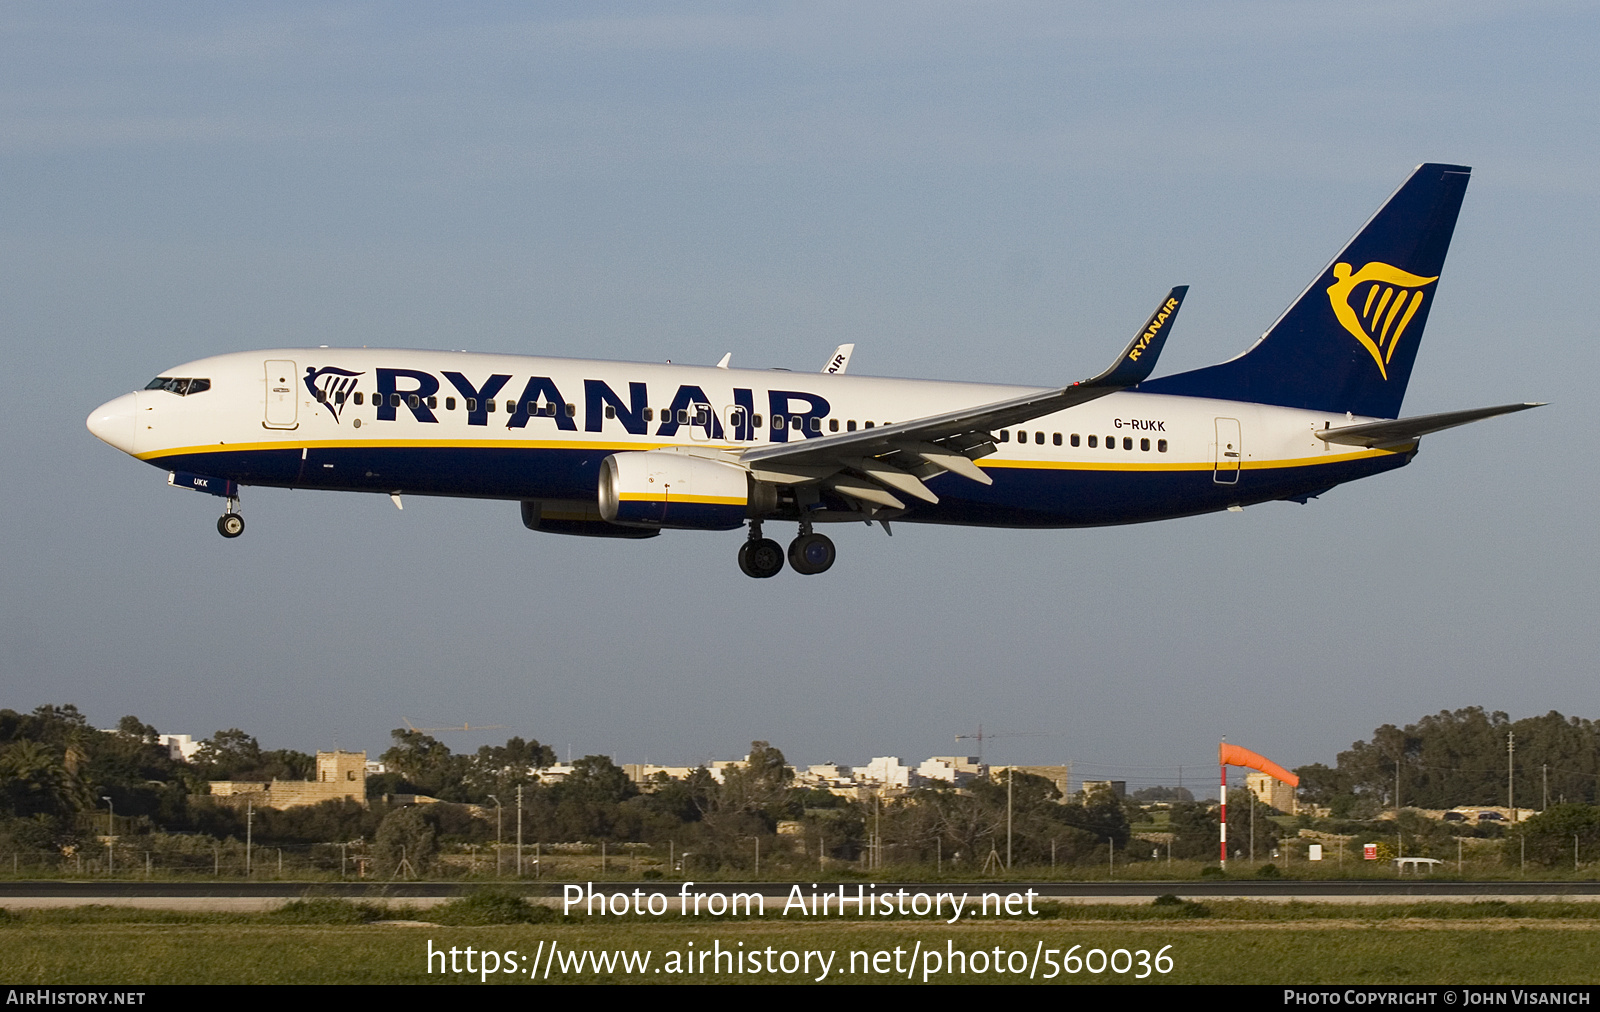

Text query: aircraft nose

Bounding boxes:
[87,392,138,454]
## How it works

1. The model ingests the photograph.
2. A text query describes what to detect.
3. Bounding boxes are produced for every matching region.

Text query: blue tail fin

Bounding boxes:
[1141,163,1470,418]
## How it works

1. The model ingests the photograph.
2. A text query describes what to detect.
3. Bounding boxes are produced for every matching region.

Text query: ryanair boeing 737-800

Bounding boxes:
[87,164,1539,577]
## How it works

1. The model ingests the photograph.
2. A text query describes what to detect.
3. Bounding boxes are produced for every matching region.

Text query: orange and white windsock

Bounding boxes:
[1218,743,1299,868]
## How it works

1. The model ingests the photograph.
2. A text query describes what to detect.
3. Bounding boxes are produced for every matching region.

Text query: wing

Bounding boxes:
[739,287,1187,509]
[1315,401,1543,449]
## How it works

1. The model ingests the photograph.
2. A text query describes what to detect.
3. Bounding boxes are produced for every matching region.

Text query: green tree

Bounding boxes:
[193,729,264,780]
[380,730,468,800]
[1506,804,1600,868]
[373,806,437,877]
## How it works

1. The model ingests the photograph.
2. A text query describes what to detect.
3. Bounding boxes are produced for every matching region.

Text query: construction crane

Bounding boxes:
[401,719,508,735]
[954,724,1052,766]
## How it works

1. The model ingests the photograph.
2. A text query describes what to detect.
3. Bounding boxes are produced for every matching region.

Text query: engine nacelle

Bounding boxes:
[599,451,761,531]
[521,499,659,539]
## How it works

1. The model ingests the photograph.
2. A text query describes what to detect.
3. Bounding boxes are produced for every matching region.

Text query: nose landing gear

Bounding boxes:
[217,498,245,538]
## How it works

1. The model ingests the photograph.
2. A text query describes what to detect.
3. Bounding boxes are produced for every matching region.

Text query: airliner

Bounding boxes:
[87,163,1539,577]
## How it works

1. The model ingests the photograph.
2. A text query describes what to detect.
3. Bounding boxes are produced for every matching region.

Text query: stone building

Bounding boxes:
[209,750,368,809]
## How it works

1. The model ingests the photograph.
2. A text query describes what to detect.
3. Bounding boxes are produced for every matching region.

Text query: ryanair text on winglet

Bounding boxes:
[1127,297,1180,362]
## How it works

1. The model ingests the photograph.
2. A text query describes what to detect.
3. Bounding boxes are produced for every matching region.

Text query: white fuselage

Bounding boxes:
[88,347,1410,529]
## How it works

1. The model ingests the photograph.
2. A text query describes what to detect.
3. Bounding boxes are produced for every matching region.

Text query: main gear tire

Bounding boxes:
[738,538,785,578]
[787,533,836,575]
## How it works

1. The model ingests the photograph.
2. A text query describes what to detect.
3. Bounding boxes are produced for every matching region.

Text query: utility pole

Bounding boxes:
[100,797,114,877]
[516,784,524,877]
[487,795,502,878]
[1543,764,1549,811]
[1507,732,1516,823]
[1006,766,1014,871]
[246,800,253,878]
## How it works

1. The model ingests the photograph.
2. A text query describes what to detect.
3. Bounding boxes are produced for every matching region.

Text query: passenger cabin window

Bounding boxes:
[847,420,857,432]
[1141,438,1150,451]
[445,397,456,410]
[829,419,839,432]
[863,421,874,429]
[605,405,616,419]
[772,415,785,430]
[1070,433,1079,447]
[751,413,762,427]
[999,430,1009,443]
[1123,437,1132,450]
[390,394,401,407]
[1053,433,1062,446]
[1105,435,1114,449]
[809,417,820,432]
[355,392,364,405]
[643,408,654,421]
[1087,435,1097,448]
[1158,439,1168,452]
[1035,432,1044,445]
[427,396,437,409]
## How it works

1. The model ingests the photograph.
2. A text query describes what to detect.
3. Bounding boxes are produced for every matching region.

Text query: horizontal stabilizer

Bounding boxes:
[1316,402,1543,448]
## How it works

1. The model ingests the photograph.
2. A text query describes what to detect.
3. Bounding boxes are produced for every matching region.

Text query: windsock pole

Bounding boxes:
[1219,760,1228,870]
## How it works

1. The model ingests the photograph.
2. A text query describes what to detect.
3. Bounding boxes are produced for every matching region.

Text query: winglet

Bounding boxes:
[1081,286,1187,388]
[822,344,855,374]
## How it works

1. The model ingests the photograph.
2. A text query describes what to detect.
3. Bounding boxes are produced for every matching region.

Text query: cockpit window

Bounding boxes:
[145,377,211,396]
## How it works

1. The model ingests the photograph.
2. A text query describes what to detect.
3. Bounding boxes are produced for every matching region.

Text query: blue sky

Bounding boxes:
[3,3,1595,791]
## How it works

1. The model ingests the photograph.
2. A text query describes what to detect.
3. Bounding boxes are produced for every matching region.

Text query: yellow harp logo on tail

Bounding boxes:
[1326,262,1438,380]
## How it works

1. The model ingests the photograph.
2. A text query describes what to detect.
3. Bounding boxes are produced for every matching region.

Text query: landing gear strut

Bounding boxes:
[217,498,244,539]
[787,520,835,575]
[738,521,784,578]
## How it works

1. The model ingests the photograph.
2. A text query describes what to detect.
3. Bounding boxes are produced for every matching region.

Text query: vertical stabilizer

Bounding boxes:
[1141,163,1470,418]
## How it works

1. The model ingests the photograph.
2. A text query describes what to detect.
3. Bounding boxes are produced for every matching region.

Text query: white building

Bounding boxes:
[917,756,986,786]
[859,756,913,789]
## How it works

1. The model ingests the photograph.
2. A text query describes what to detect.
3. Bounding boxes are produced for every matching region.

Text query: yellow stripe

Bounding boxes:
[143,438,1408,475]
[978,445,1409,472]
[617,492,745,505]
[136,437,716,461]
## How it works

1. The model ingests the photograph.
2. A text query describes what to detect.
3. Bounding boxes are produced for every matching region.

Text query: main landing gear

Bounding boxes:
[737,521,835,578]
[217,498,245,539]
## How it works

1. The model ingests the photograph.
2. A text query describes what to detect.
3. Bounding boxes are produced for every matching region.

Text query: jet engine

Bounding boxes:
[599,451,773,530]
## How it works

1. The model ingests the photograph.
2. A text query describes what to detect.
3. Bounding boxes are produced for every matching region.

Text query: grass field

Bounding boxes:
[4,898,1599,985]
